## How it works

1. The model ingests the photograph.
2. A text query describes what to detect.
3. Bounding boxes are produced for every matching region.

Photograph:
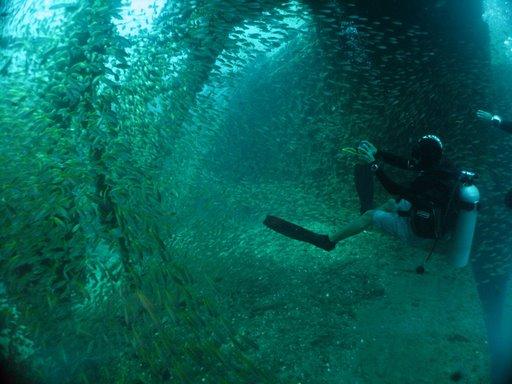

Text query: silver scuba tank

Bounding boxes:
[450,176,480,268]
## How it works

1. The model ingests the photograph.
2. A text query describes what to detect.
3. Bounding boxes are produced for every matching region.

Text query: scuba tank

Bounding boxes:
[450,171,480,268]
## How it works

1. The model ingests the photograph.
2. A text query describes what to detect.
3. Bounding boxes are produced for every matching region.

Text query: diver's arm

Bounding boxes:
[358,144,415,198]
[375,150,414,170]
[477,110,512,134]
[359,145,415,200]
[358,141,413,170]
[496,119,512,134]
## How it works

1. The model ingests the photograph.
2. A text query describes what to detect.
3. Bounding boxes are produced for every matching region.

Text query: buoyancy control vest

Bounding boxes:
[408,171,458,240]
[409,169,479,268]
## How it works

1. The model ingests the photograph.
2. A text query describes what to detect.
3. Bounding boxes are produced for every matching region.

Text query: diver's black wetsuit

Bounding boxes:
[494,119,512,134]
[492,119,512,208]
[373,150,456,211]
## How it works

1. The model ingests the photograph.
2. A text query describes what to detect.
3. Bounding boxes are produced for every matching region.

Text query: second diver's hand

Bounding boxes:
[357,141,377,163]
[476,109,502,126]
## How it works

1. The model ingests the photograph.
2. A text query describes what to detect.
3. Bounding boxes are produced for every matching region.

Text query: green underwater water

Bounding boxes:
[0,0,511,383]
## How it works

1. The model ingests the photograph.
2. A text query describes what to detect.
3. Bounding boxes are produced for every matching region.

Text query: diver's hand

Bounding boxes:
[476,110,494,122]
[340,140,377,162]
[357,146,376,163]
[358,140,377,157]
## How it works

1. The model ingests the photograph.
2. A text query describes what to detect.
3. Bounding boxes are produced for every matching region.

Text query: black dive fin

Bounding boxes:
[354,163,374,214]
[263,215,335,251]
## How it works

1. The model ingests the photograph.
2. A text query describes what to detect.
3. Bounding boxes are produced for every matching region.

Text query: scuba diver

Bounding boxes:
[476,110,512,208]
[264,135,480,269]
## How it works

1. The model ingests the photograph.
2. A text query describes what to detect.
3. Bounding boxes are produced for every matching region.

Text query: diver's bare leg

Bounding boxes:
[329,199,397,243]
